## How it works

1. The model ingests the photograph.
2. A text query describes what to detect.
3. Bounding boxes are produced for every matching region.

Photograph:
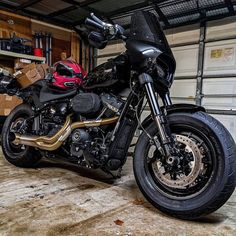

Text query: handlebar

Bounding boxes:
[85,13,126,41]
[90,13,104,26]
[84,18,104,31]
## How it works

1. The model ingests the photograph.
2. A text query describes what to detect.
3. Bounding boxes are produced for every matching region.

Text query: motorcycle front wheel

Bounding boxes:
[134,111,236,220]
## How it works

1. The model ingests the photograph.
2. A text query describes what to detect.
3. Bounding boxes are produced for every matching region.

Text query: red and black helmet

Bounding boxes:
[52,60,87,90]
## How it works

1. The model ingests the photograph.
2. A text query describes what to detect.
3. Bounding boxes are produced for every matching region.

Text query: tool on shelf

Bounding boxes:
[0,33,33,55]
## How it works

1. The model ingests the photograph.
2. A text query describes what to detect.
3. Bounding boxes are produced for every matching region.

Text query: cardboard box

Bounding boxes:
[14,58,32,70]
[14,63,48,89]
[36,63,49,79]
[0,62,47,116]
[0,108,11,116]
[0,94,22,116]
[17,71,41,89]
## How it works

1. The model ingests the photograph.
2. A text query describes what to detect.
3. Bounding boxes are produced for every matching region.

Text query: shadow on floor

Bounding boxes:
[35,158,230,225]
[36,157,119,185]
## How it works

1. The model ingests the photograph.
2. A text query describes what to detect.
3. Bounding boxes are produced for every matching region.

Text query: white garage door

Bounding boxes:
[172,44,199,78]
[202,17,236,141]
[204,39,236,77]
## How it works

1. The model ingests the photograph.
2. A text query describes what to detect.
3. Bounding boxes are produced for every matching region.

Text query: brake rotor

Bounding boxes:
[151,134,204,189]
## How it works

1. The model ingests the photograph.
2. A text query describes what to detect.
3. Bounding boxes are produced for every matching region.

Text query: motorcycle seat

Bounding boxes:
[39,85,77,103]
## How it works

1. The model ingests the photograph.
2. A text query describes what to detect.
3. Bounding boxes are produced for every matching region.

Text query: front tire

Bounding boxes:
[134,111,236,219]
[1,104,42,168]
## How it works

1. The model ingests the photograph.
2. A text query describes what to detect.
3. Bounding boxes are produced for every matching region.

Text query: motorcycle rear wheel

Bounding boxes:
[134,111,236,219]
[1,104,42,167]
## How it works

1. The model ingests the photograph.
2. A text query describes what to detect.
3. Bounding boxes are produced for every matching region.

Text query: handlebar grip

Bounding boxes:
[85,18,104,31]
[90,13,104,25]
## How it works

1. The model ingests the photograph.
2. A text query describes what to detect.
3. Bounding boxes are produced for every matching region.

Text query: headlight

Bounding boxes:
[155,57,175,87]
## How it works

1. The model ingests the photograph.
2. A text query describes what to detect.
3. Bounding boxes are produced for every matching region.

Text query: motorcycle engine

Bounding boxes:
[100,93,124,117]
[69,93,125,168]
[41,102,69,136]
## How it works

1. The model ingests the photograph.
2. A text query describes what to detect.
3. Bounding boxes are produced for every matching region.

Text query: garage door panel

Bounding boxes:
[202,77,236,95]
[172,45,199,77]
[204,39,236,76]
[202,97,236,110]
[202,77,236,109]
[165,24,200,45]
[206,16,236,41]
[171,98,196,105]
[170,79,196,98]
[97,43,125,56]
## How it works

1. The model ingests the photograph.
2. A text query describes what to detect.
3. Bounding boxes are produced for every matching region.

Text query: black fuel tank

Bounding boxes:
[84,54,130,92]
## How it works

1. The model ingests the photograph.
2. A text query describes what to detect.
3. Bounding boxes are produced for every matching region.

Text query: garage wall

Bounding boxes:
[0,10,32,40]
[31,19,72,64]
[0,10,84,65]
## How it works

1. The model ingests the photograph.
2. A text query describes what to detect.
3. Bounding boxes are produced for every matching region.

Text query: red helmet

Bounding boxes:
[52,60,87,90]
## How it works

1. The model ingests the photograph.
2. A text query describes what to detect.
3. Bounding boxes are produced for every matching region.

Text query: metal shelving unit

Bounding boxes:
[0,50,46,62]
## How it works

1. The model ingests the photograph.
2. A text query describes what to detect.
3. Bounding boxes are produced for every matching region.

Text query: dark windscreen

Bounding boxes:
[129,11,172,56]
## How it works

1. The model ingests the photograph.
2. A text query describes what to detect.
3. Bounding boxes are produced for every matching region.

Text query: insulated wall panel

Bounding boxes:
[172,45,199,77]
[204,39,236,76]
[97,43,200,77]
[202,77,236,110]
[97,42,125,56]
[170,79,197,98]
[166,24,200,46]
[171,98,196,104]
[206,16,236,41]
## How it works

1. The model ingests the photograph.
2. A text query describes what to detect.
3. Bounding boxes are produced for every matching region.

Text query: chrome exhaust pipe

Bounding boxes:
[12,116,118,151]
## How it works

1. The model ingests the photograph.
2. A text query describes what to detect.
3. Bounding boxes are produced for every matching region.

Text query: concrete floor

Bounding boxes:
[0,148,236,236]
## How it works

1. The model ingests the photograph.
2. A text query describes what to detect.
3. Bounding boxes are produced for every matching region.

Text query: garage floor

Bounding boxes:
[0,148,236,236]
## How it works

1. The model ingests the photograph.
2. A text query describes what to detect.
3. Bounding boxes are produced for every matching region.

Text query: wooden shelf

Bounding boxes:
[0,49,45,62]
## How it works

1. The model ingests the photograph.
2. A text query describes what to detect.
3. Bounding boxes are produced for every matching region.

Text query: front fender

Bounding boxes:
[141,103,205,129]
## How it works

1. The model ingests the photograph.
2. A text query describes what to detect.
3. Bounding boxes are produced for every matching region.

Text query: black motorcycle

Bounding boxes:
[1,11,235,220]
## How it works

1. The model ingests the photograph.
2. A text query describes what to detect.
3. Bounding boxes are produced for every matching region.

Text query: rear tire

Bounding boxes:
[134,111,236,219]
[1,104,42,168]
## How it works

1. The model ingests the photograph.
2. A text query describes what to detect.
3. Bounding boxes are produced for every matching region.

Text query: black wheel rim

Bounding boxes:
[144,123,218,200]
[5,114,30,157]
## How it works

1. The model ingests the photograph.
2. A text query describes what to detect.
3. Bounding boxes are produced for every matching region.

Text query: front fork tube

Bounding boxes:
[139,73,174,157]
